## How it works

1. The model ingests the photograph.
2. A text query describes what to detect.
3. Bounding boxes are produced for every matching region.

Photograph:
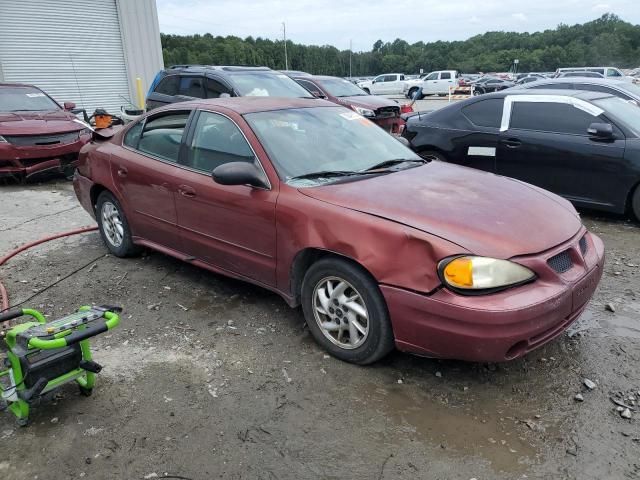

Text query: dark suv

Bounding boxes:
[146,65,313,110]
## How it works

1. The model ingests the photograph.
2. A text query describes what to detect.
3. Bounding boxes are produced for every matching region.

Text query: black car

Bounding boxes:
[146,65,313,110]
[472,77,515,95]
[512,77,640,105]
[403,89,640,219]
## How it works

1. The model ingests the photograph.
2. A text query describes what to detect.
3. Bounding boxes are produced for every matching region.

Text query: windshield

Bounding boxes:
[319,78,368,97]
[0,86,60,112]
[594,96,640,136]
[245,106,421,186]
[229,72,313,98]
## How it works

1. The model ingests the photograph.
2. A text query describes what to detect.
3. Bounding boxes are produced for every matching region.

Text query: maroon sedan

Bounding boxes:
[0,83,90,179]
[73,97,604,364]
[291,75,405,134]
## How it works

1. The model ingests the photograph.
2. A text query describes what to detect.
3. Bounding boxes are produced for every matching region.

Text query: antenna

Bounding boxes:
[282,22,289,70]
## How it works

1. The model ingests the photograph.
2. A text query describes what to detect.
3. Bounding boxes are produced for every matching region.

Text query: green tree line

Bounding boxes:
[161,14,640,76]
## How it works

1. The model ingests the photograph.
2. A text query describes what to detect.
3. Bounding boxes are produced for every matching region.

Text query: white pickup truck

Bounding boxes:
[403,70,459,98]
[357,74,406,95]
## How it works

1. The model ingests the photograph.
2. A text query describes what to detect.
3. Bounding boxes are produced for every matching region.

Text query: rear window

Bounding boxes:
[228,72,312,98]
[178,77,205,98]
[462,99,503,128]
[154,76,179,96]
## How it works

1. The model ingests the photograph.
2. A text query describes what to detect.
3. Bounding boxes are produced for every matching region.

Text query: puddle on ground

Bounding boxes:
[358,382,552,475]
[568,303,640,339]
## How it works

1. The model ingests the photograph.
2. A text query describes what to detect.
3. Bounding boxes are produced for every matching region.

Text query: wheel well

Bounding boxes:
[626,180,640,217]
[90,184,108,213]
[416,146,447,160]
[289,248,374,306]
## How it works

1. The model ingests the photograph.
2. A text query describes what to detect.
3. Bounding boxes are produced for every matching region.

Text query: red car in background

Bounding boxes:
[291,75,406,134]
[0,83,90,180]
[73,97,604,364]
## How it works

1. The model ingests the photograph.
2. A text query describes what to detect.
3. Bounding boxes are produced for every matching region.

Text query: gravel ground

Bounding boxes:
[0,180,638,480]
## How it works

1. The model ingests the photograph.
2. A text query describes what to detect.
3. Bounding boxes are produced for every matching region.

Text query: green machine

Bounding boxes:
[0,305,121,426]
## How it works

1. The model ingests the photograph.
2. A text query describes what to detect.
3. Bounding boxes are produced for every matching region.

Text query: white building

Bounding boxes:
[0,0,164,114]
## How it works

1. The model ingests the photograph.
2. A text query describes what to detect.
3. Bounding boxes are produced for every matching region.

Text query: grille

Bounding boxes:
[4,131,79,146]
[579,235,588,255]
[548,250,573,273]
[375,106,400,118]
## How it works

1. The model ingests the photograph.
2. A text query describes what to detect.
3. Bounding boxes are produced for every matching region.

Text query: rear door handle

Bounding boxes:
[178,185,196,198]
[117,166,128,177]
[500,138,522,148]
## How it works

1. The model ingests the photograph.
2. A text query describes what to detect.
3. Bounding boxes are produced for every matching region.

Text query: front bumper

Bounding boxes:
[372,116,405,135]
[0,135,89,178]
[382,229,605,362]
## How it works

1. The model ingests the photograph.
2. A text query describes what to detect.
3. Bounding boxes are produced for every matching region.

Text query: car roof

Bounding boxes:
[0,82,40,88]
[482,89,616,101]
[158,96,338,115]
[522,77,629,87]
[163,65,274,76]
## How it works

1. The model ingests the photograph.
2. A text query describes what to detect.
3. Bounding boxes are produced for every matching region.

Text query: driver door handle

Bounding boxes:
[178,185,196,198]
[500,138,522,148]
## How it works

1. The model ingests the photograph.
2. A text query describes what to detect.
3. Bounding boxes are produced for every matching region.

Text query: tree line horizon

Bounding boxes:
[161,14,640,76]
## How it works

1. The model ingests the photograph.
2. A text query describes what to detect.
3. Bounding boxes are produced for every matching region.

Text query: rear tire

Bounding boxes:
[632,185,640,221]
[301,257,394,365]
[418,150,447,162]
[96,191,141,257]
[473,88,484,96]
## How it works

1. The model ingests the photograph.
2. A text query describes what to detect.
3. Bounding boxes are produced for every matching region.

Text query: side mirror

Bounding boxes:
[372,79,377,84]
[587,122,614,140]
[212,162,267,188]
[63,101,76,111]
[396,136,411,148]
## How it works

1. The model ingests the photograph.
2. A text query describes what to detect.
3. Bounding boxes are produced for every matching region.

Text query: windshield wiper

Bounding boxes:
[363,158,428,172]
[289,170,383,181]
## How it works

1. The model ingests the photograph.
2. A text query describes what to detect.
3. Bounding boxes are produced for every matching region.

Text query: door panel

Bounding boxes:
[175,110,278,285]
[497,130,626,207]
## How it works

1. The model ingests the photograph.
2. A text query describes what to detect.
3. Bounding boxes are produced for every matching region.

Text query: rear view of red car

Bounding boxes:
[0,83,90,180]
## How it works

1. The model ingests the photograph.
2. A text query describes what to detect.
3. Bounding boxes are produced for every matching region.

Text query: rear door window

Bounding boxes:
[440,72,452,80]
[607,69,622,77]
[137,112,190,162]
[178,76,205,98]
[123,121,143,148]
[295,79,323,97]
[205,77,232,98]
[510,102,597,135]
[154,75,179,96]
[462,98,504,128]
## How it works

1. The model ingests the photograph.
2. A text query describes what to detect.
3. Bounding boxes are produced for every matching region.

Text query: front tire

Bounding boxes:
[632,185,640,221]
[301,257,394,365]
[408,87,419,100]
[473,88,484,96]
[96,191,140,257]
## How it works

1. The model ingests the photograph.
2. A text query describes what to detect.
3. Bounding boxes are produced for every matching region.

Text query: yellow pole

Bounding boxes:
[135,77,145,110]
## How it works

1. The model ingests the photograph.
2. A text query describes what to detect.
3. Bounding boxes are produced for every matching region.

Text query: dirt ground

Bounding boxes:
[0,180,638,480]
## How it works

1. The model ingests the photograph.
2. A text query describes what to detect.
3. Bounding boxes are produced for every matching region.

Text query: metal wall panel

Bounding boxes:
[0,0,132,114]
[116,0,164,108]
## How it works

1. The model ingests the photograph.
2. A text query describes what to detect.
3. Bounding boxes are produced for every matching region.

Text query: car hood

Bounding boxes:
[0,111,83,136]
[299,162,582,258]
[334,95,399,109]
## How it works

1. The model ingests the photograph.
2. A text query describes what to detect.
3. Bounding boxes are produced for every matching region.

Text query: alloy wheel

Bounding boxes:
[101,201,124,247]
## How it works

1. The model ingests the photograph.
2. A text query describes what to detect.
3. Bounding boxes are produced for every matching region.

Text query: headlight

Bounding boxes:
[0,135,7,143]
[351,105,375,117]
[438,256,535,293]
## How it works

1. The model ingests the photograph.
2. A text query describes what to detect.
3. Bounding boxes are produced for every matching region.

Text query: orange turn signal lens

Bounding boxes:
[443,257,474,288]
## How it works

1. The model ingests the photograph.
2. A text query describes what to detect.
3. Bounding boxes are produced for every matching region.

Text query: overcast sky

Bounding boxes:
[156,0,639,51]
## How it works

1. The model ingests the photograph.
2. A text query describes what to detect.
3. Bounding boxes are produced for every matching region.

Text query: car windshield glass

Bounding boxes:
[245,106,422,186]
[594,96,640,136]
[0,86,60,112]
[320,78,367,97]
[229,72,313,97]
